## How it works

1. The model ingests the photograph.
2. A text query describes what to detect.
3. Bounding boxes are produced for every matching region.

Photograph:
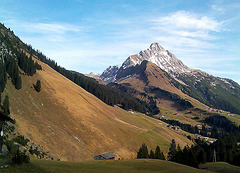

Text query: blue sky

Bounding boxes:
[0,0,240,84]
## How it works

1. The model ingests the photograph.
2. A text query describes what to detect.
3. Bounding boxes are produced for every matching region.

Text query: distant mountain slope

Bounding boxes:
[108,60,207,114]
[101,43,240,114]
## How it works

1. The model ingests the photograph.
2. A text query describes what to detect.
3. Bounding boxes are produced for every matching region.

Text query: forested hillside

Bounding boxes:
[0,23,42,92]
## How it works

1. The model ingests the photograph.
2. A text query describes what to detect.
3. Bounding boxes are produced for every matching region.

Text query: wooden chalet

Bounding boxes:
[94,152,116,161]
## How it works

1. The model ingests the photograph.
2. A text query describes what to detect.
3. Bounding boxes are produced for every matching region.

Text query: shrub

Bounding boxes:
[13,135,29,146]
[12,149,30,165]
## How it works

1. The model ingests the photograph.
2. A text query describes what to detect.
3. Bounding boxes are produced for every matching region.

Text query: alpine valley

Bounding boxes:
[1,22,240,172]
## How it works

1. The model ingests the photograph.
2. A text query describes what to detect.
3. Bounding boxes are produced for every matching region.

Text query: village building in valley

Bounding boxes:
[94,152,116,161]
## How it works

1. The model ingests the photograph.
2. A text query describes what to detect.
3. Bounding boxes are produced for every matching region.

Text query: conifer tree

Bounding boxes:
[15,74,22,90]
[3,95,10,116]
[0,60,6,93]
[188,149,199,168]
[174,144,180,163]
[155,145,165,160]
[137,144,149,159]
[155,146,161,159]
[149,150,155,159]
[160,151,165,160]
[35,80,41,92]
[197,148,207,164]
[168,139,177,161]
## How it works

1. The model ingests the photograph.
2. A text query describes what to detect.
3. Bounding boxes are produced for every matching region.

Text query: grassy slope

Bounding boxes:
[3,159,212,173]
[199,162,240,173]
[118,61,208,109]
[3,59,192,161]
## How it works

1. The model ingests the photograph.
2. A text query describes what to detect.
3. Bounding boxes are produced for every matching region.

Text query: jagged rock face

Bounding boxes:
[85,72,100,79]
[99,65,120,83]
[122,43,190,75]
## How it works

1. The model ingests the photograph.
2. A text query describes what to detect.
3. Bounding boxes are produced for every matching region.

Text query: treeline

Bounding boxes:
[16,51,42,76]
[160,114,240,141]
[4,55,22,89]
[108,83,160,115]
[194,136,240,166]
[204,115,240,140]
[137,144,165,160]
[25,46,155,114]
[0,59,7,92]
[0,23,42,91]
[139,138,240,169]
[167,137,239,168]
[148,87,193,110]
[161,118,199,134]
[0,94,10,116]
[168,139,202,168]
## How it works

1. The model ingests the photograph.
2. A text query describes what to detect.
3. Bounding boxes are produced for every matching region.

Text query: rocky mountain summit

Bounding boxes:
[100,43,195,83]
[85,72,100,79]
[100,65,120,83]
[121,43,190,74]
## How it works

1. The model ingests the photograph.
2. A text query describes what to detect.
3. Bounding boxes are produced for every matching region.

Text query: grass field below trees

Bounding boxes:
[1,159,215,173]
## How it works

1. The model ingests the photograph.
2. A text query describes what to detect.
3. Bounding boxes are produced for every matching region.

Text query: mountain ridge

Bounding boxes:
[100,43,240,114]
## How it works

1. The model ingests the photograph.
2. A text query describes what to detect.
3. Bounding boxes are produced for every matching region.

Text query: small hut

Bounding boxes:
[94,152,116,161]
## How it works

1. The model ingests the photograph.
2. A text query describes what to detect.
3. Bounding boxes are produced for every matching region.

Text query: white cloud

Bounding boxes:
[4,20,82,33]
[152,11,222,32]
[26,23,81,34]
[151,11,223,44]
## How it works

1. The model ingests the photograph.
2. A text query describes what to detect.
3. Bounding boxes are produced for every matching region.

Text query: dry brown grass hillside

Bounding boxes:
[3,59,193,161]
[118,61,208,111]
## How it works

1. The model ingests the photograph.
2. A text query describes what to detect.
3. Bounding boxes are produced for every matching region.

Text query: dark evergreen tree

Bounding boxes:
[168,139,177,161]
[175,144,182,163]
[15,73,22,89]
[233,152,240,166]
[0,59,6,93]
[137,144,149,159]
[3,95,10,116]
[4,56,22,90]
[149,150,155,159]
[188,149,199,168]
[197,148,207,164]
[155,146,161,159]
[35,80,41,92]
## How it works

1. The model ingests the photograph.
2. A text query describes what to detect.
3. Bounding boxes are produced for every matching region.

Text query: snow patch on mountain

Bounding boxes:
[100,43,212,84]
[99,65,120,83]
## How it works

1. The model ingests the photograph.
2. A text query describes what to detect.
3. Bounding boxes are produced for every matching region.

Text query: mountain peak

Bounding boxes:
[100,42,192,83]
[124,42,190,75]
[149,42,165,51]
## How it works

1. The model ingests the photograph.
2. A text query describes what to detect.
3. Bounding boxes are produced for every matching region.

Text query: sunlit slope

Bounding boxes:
[4,59,192,161]
[117,61,208,110]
